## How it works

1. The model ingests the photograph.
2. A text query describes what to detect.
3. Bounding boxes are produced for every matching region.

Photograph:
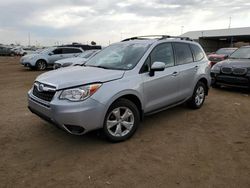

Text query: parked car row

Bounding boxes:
[0,45,41,56]
[0,46,15,56]
[27,35,211,142]
[20,47,84,70]
[211,46,250,89]
[53,49,100,69]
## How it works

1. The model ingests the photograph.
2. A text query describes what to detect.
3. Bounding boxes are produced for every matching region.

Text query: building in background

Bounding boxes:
[181,27,250,53]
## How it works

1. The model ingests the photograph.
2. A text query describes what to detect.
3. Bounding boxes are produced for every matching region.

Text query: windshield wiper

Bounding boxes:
[86,65,110,69]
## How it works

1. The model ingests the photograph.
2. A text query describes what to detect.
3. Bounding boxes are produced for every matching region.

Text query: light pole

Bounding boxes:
[181,26,184,35]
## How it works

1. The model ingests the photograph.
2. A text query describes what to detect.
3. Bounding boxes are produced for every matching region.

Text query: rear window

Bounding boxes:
[190,44,204,61]
[62,48,82,54]
[173,43,193,65]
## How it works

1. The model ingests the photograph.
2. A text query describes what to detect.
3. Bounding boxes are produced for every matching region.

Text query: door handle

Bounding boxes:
[172,71,179,76]
[194,65,199,71]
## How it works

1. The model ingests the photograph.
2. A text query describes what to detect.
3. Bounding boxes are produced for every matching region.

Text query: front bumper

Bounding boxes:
[28,89,106,135]
[20,58,36,67]
[211,72,250,88]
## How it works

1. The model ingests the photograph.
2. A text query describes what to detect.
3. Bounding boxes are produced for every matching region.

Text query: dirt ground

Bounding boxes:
[0,56,250,188]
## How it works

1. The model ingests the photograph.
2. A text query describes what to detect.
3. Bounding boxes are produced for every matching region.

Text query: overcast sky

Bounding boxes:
[1,0,250,46]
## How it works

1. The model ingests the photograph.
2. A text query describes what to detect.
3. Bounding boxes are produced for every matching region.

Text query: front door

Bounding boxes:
[142,43,181,113]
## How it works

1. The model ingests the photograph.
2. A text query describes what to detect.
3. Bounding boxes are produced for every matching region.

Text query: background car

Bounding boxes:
[211,46,250,89]
[0,46,15,56]
[53,49,100,69]
[20,47,84,70]
[208,47,237,66]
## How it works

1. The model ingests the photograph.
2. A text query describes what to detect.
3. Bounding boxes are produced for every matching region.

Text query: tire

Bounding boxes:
[188,81,206,109]
[103,98,140,142]
[36,60,47,71]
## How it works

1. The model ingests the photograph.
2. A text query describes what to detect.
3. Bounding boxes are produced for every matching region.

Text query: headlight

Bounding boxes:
[53,63,61,69]
[59,83,102,101]
[61,62,73,67]
[27,56,35,60]
[211,65,220,72]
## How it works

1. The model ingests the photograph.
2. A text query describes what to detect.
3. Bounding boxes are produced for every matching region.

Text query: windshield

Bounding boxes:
[39,47,55,54]
[78,50,97,58]
[229,47,250,59]
[216,48,236,55]
[85,43,149,70]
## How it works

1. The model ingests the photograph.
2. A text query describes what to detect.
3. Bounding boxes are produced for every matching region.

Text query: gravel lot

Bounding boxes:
[0,57,250,188]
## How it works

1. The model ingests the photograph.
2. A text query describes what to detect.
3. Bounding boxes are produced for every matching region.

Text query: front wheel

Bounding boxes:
[103,99,140,142]
[36,60,47,71]
[188,82,206,109]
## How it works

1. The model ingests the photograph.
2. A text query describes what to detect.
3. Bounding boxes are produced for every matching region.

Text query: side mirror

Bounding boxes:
[149,61,165,76]
[48,52,53,56]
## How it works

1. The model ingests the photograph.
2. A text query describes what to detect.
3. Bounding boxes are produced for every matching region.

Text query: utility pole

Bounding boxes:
[228,16,231,29]
[181,26,184,35]
[28,32,30,46]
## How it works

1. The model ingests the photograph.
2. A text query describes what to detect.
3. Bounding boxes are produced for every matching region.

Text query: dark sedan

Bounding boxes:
[208,48,237,67]
[210,46,250,89]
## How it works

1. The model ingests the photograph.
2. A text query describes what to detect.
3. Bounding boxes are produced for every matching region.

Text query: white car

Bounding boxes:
[20,47,84,70]
[53,50,100,69]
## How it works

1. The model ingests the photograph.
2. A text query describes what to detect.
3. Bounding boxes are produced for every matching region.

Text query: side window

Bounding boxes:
[62,48,73,54]
[74,49,82,53]
[190,44,204,61]
[52,48,63,55]
[173,43,193,65]
[150,43,174,67]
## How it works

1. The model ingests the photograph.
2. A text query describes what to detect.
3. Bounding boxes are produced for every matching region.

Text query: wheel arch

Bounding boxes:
[36,59,47,65]
[198,77,209,95]
[106,92,144,121]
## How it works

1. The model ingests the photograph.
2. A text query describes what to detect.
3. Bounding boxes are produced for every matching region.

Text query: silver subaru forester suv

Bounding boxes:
[28,35,211,142]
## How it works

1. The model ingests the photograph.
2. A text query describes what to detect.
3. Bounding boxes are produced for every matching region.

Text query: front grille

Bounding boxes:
[233,68,247,75]
[221,67,232,74]
[32,84,56,102]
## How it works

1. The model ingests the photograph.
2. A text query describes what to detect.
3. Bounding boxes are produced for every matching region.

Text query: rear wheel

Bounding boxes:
[36,60,47,71]
[103,99,140,142]
[188,82,206,109]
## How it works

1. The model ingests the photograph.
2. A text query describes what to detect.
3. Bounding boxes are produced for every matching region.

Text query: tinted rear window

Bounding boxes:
[190,44,204,61]
[173,43,193,65]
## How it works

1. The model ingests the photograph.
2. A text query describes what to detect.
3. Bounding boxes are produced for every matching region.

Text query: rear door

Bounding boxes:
[172,42,199,99]
[48,48,64,64]
[142,43,182,113]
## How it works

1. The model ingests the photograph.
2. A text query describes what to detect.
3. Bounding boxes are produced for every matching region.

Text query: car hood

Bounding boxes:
[216,58,250,68]
[56,57,86,65]
[208,54,226,58]
[22,53,42,60]
[36,66,125,89]
[22,54,36,59]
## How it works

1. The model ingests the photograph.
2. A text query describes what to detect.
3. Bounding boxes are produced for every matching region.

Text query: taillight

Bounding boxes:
[208,61,212,68]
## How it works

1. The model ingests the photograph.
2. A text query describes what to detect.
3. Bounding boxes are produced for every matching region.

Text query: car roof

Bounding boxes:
[57,46,82,49]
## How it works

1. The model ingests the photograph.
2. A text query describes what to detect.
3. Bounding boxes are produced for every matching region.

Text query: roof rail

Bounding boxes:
[121,35,193,42]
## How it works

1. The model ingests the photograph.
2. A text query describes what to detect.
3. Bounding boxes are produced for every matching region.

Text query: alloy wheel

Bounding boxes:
[106,107,135,137]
